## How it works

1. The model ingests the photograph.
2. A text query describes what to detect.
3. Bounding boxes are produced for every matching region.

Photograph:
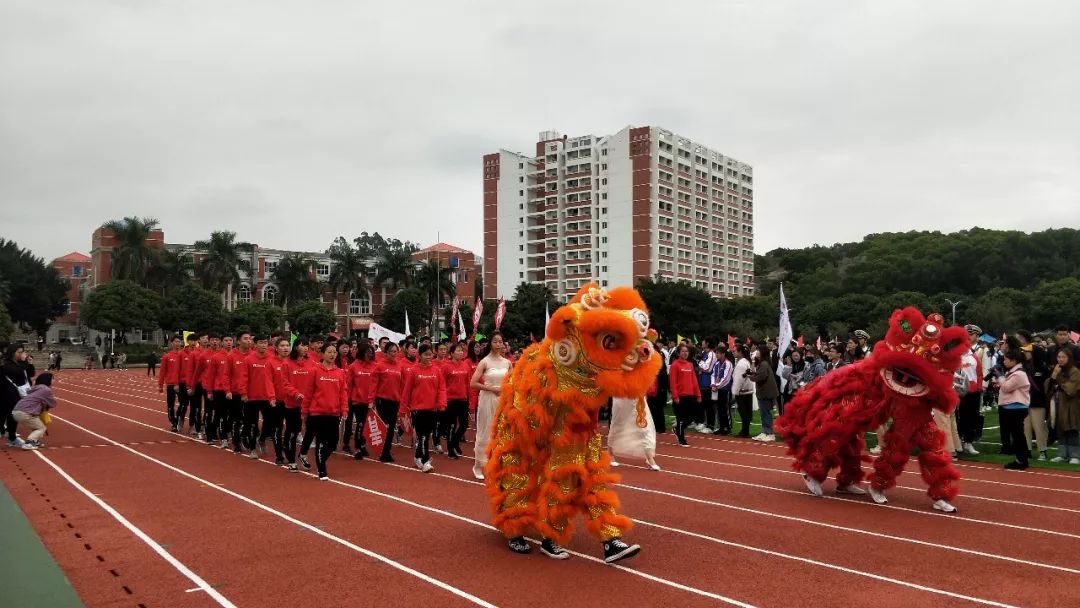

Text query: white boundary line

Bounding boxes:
[32,450,237,607]
[51,394,1050,607]
[47,414,499,608]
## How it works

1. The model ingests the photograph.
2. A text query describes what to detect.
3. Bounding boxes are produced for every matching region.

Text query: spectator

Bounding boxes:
[854,330,872,358]
[647,340,669,434]
[798,349,826,388]
[731,345,755,438]
[783,349,806,401]
[1023,343,1051,460]
[825,344,847,371]
[995,350,1031,470]
[1,344,33,448]
[695,338,717,433]
[12,373,57,449]
[844,337,864,363]
[146,350,159,377]
[751,345,779,442]
[1047,348,1080,464]
[957,326,985,456]
[1046,325,1080,366]
[668,344,700,447]
[710,345,734,435]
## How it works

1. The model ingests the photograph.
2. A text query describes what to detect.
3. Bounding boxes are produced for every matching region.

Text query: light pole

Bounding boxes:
[944,299,962,326]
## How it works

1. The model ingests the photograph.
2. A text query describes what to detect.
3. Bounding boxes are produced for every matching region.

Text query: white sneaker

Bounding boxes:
[248,450,259,459]
[474,473,486,481]
[869,446,881,455]
[962,443,980,455]
[802,474,823,497]
[932,499,957,513]
[421,462,434,473]
[21,441,40,451]
[763,434,776,442]
[1070,458,1080,465]
[752,433,767,442]
[414,457,422,468]
[1037,452,1047,461]
[6,437,26,448]
[609,459,620,467]
[647,462,661,471]
[1051,456,1065,463]
[868,486,888,504]
[836,484,866,495]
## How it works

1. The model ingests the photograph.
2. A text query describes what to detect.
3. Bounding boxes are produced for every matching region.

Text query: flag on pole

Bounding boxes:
[404,310,411,337]
[816,336,823,352]
[727,335,736,351]
[544,303,551,337]
[796,335,805,348]
[449,298,460,335]
[457,311,466,342]
[289,332,298,347]
[494,297,506,331]
[777,283,793,360]
[677,334,685,345]
[439,332,449,340]
[472,297,484,336]
[1072,331,1080,343]
[692,334,699,345]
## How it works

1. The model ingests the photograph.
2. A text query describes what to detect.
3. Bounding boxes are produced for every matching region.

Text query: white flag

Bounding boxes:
[405,310,411,337]
[777,283,793,360]
[457,309,466,342]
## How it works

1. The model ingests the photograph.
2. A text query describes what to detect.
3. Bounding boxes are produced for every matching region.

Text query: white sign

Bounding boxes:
[368,322,406,345]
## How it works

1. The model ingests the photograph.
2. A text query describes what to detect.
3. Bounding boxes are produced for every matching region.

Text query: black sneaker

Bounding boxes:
[274,458,285,467]
[508,537,532,554]
[298,454,311,470]
[353,450,365,460]
[359,446,369,458]
[603,539,640,564]
[378,455,394,463]
[1004,461,1028,470]
[170,424,178,433]
[540,539,569,560]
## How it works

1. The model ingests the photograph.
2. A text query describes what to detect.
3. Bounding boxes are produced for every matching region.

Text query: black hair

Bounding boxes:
[3,343,25,362]
[1056,325,1070,333]
[186,334,198,341]
[274,337,290,347]
[35,372,53,386]
[207,333,220,340]
[356,343,375,361]
[1017,329,1032,342]
[253,335,269,343]
[382,341,399,354]
[450,342,466,355]
[288,337,309,361]
[170,335,182,342]
[1003,349,1023,365]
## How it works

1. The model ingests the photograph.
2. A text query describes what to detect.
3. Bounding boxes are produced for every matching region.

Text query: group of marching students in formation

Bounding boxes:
[156,330,512,481]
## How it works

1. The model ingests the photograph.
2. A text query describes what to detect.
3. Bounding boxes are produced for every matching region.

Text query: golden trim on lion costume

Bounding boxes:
[484,284,661,560]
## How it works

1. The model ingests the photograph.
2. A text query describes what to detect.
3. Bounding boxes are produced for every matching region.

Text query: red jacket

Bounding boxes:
[283,358,316,409]
[239,351,277,402]
[199,349,219,390]
[212,350,232,393]
[308,350,323,365]
[270,356,289,404]
[179,347,198,386]
[229,349,250,393]
[403,363,447,412]
[304,365,347,417]
[442,359,472,401]
[347,359,377,405]
[373,358,409,402]
[669,359,701,399]
[159,350,182,387]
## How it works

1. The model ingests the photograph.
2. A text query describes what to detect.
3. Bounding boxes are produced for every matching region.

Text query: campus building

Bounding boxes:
[483,126,755,302]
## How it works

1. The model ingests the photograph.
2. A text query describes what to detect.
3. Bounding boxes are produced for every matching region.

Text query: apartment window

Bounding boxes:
[316,263,330,278]
[349,291,371,315]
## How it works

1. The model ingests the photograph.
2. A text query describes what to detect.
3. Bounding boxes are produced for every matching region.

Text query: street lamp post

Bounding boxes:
[944,299,962,326]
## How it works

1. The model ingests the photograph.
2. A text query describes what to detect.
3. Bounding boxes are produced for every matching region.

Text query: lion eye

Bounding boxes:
[599,334,619,350]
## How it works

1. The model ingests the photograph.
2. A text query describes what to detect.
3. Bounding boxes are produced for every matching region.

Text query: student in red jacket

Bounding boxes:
[238,336,277,459]
[403,344,446,472]
[344,343,377,459]
[209,336,233,449]
[228,332,253,453]
[372,342,408,463]
[441,342,472,459]
[669,344,700,447]
[176,333,200,433]
[282,339,314,472]
[263,337,291,465]
[302,343,347,480]
[158,335,183,432]
[194,333,220,441]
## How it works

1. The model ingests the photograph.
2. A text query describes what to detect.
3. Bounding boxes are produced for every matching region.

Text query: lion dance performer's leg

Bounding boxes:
[914,420,960,502]
[870,406,930,493]
[835,435,867,488]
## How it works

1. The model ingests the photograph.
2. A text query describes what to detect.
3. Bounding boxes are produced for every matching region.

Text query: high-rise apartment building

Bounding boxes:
[483,126,755,302]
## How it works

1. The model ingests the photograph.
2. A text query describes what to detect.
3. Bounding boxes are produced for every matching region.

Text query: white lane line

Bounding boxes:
[48,414,499,608]
[32,450,236,608]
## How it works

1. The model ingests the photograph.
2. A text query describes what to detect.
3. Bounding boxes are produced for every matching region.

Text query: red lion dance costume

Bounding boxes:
[776,307,970,513]
[485,284,661,563]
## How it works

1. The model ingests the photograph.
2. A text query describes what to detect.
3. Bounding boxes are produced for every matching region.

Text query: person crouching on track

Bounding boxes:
[283,339,315,472]
[346,343,377,459]
[301,343,348,480]
[372,342,408,464]
[402,344,447,472]
[238,336,276,460]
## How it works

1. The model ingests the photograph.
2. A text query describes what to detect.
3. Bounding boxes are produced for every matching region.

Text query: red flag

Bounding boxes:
[449,298,460,336]
[727,334,736,351]
[1072,331,1080,343]
[472,297,484,335]
[362,411,388,451]
[796,335,804,347]
[494,297,507,330]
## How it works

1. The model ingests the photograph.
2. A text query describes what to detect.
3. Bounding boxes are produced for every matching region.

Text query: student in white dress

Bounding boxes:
[470,332,512,480]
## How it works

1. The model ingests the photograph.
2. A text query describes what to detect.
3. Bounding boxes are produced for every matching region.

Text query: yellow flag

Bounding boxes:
[182,331,194,345]
[677,334,685,344]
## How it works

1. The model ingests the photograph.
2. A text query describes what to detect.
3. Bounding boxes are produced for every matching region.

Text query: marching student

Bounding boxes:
[402,344,447,472]
[668,344,700,447]
[237,335,277,460]
[265,337,291,465]
[372,342,408,463]
[229,332,253,453]
[441,342,473,459]
[212,335,234,449]
[308,336,325,364]
[282,339,315,472]
[158,335,183,432]
[302,343,348,480]
[176,333,199,434]
[432,341,451,453]
[193,333,219,441]
[345,343,377,459]
[335,342,353,368]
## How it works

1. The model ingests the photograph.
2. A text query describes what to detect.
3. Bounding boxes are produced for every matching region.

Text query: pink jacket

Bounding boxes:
[997,366,1030,406]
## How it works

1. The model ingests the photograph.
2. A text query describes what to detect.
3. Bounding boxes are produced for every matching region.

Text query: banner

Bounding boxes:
[494,297,506,331]
[362,411,388,451]
[368,322,407,345]
[777,283,793,360]
[472,297,484,335]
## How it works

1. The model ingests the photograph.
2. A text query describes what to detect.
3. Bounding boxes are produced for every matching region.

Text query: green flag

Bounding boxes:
[439,331,449,340]
[290,332,298,347]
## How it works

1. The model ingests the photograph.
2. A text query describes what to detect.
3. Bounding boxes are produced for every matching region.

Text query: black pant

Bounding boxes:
[230,395,245,451]
[342,402,365,451]
[242,400,267,451]
[735,393,754,437]
[256,401,274,444]
[188,384,206,433]
[701,392,715,428]
[208,390,227,441]
[263,401,284,456]
[280,407,302,464]
[176,383,191,427]
[957,392,983,443]
[673,396,697,444]
[445,399,469,454]
[147,363,157,377]
[647,394,667,433]
[165,385,178,426]
[375,398,400,460]
[1,401,16,441]
[412,410,438,464]
[307,415,339,477]
[715,391,732,434]
[1000,407,1029,465]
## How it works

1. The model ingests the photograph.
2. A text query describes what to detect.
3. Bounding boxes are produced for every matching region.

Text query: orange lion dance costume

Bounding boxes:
[484,284,661,562]
[775,307,970,513]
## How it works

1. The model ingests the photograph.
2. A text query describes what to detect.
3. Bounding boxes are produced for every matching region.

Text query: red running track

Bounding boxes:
[1,370,1077,607]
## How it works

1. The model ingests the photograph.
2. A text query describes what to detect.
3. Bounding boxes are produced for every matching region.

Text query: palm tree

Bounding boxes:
[146,249,193,296]
[373,248,414,289]
[271,253,318,310]
[193,231,253,308]
[414,259,456,336]
[103,216,159,285]
[326,237,369,337]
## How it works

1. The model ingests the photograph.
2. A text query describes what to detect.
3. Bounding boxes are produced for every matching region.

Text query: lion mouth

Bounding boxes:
[880,367,929,397]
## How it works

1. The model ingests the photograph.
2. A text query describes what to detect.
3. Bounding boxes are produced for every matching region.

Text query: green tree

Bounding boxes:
[326,237,369,337]
[636,277,719,341]
[194,231,253,301]
[271,253,319,310]
[81,280,162,335]
[158,283,229,334]
[287,300,337,337]
[0,302,14,342]
[230,300,285,336]
[373,248,415,290]
[353,232,419,258]
[0,239,69,333]
[146,249,193,296]
[1030,278,1080,330]
[102,216,160,285]
[964,288,1031,335]
[377,288,430,335]
[498,283,557,341]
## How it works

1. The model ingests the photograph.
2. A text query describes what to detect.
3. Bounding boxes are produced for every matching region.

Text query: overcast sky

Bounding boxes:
[2,1,1078,264]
